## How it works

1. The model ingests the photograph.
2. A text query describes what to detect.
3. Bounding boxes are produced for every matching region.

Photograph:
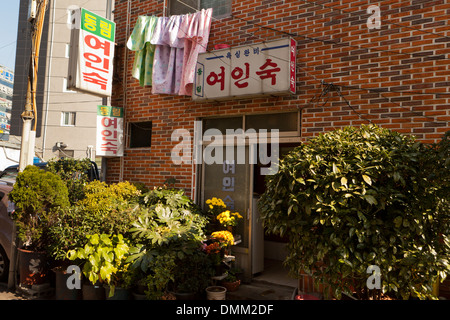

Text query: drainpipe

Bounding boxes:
[42,0,56,160]
[119,0,131,182]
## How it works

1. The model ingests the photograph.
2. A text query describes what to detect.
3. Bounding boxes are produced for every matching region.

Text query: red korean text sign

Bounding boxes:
[68,8,116,97]
[96,105,124,157]
[194,38,297,101]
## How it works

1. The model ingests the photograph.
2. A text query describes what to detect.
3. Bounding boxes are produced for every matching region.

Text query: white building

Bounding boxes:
[10,0,113,163]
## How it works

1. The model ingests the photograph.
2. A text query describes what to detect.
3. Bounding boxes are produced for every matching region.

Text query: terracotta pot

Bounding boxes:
[171,291,198,300]
[17,248,48,286]
[221,280,241,292]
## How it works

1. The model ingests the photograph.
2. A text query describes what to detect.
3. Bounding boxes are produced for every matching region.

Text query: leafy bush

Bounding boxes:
[127,187,210,299]
[259,125,450,299]
[9,166,70,251]
[48,181,141,260]
[46,158,93,204]
[67,233,130,296]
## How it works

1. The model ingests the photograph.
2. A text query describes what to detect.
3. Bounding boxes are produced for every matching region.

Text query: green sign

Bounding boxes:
[81,8,115,42]
[97,105,123,118]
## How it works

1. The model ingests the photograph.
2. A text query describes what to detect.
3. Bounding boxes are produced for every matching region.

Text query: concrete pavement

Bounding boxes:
[0,283,27,300]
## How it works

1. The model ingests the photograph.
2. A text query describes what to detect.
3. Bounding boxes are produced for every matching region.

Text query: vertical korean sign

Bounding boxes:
[97,105,124,157]
[194,38,297,101]
[68,8,115,97]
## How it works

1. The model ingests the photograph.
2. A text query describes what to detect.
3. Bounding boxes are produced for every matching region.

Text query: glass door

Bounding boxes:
[201,144,254,281]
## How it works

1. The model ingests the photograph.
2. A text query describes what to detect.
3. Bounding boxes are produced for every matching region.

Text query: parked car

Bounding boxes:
[0,184,13,282]
[0,161,100,186]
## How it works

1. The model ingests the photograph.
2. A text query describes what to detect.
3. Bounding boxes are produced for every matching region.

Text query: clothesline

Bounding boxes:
[127,8,213,96]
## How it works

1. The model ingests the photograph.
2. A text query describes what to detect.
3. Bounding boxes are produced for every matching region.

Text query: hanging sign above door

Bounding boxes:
[193,38,297,101]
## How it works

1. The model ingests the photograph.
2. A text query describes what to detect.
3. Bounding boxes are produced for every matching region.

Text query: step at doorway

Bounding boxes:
[252,259,298,289]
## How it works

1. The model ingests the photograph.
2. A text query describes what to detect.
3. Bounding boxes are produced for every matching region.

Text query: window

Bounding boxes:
[169,0,231,18]
[129,121,152,148]
[65,43,70,58]
[63,78,76,93]
[202,111,300,137]
[58,149,74,159]
[61,112,76,126]
[245,112,299,134]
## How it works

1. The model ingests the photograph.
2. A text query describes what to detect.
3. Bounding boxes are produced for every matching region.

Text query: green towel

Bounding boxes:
[127,16,158,87]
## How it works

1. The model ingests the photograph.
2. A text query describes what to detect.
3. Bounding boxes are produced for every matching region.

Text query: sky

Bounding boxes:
[0,1,20,71]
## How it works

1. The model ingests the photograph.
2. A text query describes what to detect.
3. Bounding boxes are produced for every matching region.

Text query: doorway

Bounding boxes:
[251,143,299,287]
[197,112,301,283]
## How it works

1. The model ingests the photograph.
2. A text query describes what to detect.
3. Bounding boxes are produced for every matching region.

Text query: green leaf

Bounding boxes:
[363,195,378,205]
[332,181,339,191]
[394,216,402,228]
[332,163,340,174]
[362,174,372,186]
[341,177,348,187]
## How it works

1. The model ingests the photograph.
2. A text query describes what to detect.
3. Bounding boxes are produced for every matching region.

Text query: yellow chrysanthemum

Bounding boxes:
[216,210,243,227]
[211,231,234,246]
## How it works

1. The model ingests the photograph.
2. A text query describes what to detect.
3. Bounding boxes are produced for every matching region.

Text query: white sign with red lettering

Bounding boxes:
[193,38,296,101]
[68,8,115,97]
[96,105,124,157]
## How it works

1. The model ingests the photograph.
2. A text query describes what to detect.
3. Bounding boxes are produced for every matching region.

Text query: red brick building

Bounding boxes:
[106,0,449,285]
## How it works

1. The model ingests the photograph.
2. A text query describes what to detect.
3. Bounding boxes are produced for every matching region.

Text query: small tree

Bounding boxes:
[259,125,450,300]
[9,165,70,251]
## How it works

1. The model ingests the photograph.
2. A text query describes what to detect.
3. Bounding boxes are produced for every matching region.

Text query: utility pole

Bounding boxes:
[9,0,49,291]
[18,0,49,172]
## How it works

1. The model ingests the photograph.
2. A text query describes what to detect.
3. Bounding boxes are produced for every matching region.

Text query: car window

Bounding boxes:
[0,170,17,180]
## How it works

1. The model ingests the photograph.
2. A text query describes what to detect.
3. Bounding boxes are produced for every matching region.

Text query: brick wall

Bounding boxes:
[107,0,449,193]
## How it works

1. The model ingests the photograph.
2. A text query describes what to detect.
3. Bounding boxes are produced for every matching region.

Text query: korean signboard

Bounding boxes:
[193,38,297,101]
[68,8,115,97]
[0,67,14,83]
[96,105,124,157]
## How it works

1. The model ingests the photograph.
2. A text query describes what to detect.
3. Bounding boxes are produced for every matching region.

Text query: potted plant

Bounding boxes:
[67,233,130,300]
[204,197,243,233]
[128,246,177,300]
[170,248,215,300]
[203,240,225,276]
[259,125,450,300]
[220,268,242,292]
[205,285,227,300]
[127,187,210,299]
[46,181,141,300]
[9,165,70,286]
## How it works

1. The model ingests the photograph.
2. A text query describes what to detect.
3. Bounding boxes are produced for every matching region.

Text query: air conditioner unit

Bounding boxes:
[28,0,37,22]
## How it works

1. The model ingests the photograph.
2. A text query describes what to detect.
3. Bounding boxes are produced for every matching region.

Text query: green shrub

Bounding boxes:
[9,165,70,251]
[48,180,141,260]
[67,233,130,296]
[127,187,209,299]
[46,158,93,204]
[259,125,450,300]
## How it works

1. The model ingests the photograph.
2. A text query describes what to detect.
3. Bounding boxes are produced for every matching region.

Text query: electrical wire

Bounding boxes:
[297,64,444,124]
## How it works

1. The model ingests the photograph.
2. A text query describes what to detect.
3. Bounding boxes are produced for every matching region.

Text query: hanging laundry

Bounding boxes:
[151,15,185,95]
[178,8,213,96]
[126,9,213,97]
[127,16,158,87]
